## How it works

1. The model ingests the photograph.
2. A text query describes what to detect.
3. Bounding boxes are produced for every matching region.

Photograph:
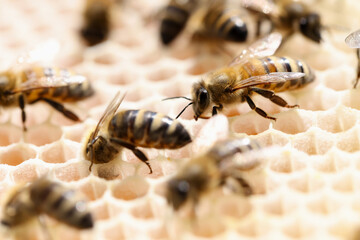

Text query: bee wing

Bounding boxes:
[231,72,305,90]
[90,91,125,141]
[11,74,86,93]
[228,32,282,67]
[345,29,360,48]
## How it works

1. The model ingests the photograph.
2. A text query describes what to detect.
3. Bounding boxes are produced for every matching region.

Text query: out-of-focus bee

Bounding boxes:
[84,92,192,173]
[345,29,360,88]
[160,0,199,45]
[241,0,323,43]
[0,40,94,131]
[1,177,93,230]
[166,137,261,210]
[169,32,314,120]
[81,0,112,46]
[160,0,271,45]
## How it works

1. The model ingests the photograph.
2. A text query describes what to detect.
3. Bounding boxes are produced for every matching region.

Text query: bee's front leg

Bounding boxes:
[18,95,27,131]
[212,104,223,116]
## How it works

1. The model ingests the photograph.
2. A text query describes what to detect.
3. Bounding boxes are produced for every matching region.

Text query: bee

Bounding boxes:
[241,0,323,44]
[0,66,94,131]
[84,92,192,173]
[160,0,199,45]
[194,1,272,44]
[80,0,112,46]
[1,177,93,230]
[160,0,271,45]
[169,32,315,120]
[0,40,94,131]
[166,137,261,210]
[345,29,360,88]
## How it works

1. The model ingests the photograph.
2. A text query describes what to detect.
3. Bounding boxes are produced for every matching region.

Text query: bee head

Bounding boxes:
[299,13,322,43]
[85,134,118,166]
[166,164,208,210]
[192,81,210,120]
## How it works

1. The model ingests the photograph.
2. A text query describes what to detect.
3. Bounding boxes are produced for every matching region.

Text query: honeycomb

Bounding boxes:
[1,0,360,239]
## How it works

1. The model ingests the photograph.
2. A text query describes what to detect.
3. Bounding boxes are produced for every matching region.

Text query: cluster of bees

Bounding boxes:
[1,0,359,238]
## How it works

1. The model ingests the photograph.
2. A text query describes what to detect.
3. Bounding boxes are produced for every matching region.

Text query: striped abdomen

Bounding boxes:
[21,67,94,103]
[30,178,93,229]
[238,56,315,92]
[108,110,192,149]
[160,0,198,45]
[203,6,248,42]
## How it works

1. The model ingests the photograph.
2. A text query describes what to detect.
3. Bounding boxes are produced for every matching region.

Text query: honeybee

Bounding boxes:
[345,29,360,88]
[166,137,261,210]
[241,0,323,44]
[160,0,271,46]
[169,32,314,120]
[81,0,112,46]
[84,92,192,173]
[1,177,93,230]
[0,42,94,131]
[160,0,199,45]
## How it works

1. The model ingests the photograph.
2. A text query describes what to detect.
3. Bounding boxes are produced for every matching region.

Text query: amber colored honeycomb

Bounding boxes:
[1,0,360,239]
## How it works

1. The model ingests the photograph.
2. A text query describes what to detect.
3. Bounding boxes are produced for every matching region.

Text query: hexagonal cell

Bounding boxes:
[268,149,307,173]
[10,162,45,183]
[331,171,355,192]
[112,176,149,200]
[216,195,252,218]
[282,216,315,238]
[0,144,36,166]
[130,199,154,219]
[186,58,223,76]
[24,124,63,146]
[317,106,357,133]
[291,128,335,155]
[287,171,326,193]
[136,51,161,65]
[107,67,140,85]
[336,127,360,153]
[273,110,314,134]
[40,140,78,164]
[230,114,272,135]
[191,215,227,238]
[306,192,344,215]
[0,124,22,146]
[147,67,177,82]
[77,177,107,201]
[93,53,118,65]
[90,201,111,221]
[54,161,90,182]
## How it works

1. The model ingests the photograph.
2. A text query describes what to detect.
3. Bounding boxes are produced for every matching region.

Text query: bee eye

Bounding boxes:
[176,180,190,198]
[198,88,208,107]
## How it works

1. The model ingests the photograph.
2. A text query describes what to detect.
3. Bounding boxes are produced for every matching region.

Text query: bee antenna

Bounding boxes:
[175,102,193,119]
[162,96,192,101]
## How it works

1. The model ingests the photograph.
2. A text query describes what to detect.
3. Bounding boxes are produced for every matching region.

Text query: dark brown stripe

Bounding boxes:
[260,59,270,74]
[280,57,292,72]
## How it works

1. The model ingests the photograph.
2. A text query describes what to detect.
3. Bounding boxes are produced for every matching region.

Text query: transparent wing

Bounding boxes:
[90,91,125,142]
[231,72,305,91]
[11,74,86,93]
[229,32,282,67]
[345,29,360,48]
[16,39,60,65]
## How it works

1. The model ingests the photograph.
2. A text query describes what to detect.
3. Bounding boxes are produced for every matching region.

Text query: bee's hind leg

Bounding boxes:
[251,88,299,108]
[41,98,80,121]
[109,138,153,174]
[245,95,276,121]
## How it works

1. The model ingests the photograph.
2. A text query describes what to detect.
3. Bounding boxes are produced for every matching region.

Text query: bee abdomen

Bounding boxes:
[242,57,315,91]
[160,0,196,45]
[30,178,93,229]
[110,110,191,149]
[204,7,248,42]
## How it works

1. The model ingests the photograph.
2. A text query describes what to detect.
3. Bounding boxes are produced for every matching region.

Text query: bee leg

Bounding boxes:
[212,105,223,116]
[109,138,153,174]
[18,95,27,131]
[245,95,276,121]
[252,88,299,108]
[41,98,80,121]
